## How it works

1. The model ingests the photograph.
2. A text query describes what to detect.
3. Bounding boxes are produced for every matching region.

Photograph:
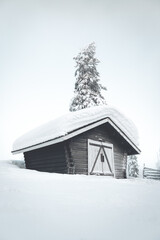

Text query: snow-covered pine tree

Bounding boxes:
[70,42,107,112]
[127,155,139,177]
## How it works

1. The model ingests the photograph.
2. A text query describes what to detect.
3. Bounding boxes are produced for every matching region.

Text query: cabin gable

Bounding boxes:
[62,123,130,178]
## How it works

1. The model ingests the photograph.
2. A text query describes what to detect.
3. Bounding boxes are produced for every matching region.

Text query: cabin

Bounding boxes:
[12,105,141,178]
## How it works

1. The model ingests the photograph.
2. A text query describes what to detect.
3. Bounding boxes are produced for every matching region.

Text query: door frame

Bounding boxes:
[88,139,115,177]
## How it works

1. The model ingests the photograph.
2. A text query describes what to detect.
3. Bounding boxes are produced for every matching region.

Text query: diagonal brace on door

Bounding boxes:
[102,147,112,173]
[90,147,102,174]
[90,146,112,174]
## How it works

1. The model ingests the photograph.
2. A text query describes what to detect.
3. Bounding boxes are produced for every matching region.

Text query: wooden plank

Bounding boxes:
[26,157,66,164]
[27,161,66,168]
[143,167,160,180]
[26,165,67,173]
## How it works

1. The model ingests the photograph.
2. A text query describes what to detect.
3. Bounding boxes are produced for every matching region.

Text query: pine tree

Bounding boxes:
[70,42,107,112]
[127,155,139,177]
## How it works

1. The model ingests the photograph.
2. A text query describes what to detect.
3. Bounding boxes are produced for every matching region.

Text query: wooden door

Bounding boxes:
[88,139,114,176]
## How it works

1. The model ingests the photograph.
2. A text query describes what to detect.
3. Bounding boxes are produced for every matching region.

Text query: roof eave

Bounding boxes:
[12,117,141,155]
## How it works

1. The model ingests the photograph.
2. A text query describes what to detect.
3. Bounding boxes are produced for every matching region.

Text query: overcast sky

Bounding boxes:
[1,0,160,167]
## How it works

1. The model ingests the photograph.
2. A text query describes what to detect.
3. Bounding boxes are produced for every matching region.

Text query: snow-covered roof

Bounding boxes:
[12,105,140,154]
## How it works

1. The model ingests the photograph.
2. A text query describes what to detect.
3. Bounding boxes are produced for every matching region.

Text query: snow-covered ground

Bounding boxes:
[0,160,160,240]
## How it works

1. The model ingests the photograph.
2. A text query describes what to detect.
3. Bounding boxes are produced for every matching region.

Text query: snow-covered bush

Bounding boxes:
[127,155,139,177]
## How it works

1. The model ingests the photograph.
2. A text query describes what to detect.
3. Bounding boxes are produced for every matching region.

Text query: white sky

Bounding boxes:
[1,0,160,167]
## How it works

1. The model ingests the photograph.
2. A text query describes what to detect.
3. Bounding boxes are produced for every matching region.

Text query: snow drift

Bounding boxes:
[0,160,160,240]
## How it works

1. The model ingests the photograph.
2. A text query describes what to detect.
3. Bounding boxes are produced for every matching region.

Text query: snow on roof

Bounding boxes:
[12,105,140,153]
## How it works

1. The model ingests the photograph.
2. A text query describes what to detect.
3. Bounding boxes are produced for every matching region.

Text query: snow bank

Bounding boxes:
[12,105,139,152]
[0,160,160,240]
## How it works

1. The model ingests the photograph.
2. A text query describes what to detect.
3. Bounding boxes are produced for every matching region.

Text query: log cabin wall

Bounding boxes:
[24,123,129,178]
[68,123,128,178]
[24,142,67,173]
